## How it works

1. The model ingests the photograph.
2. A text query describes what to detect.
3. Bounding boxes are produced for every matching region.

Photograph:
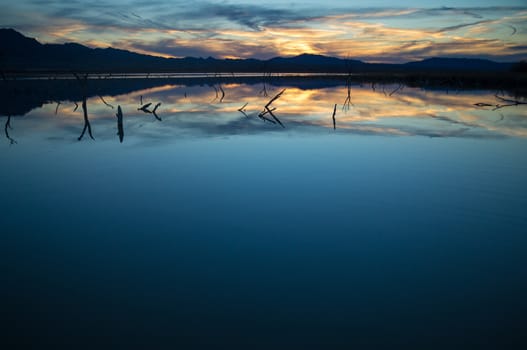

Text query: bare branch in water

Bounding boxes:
[257,113,276,124]
[238,103,249,118]
[257,89,286,126]
[116,105,124,143]
[474,95,527,111]
[99,95,114,109]
[265,106,284,128]
[140,95,143,105]
[219,84,225,103]
[138,103,152,112]
[152,103,162,121]
[78,96,94,141]
[342,79,353,111]
[138,102,162,121]
[238,103,248,112]
[211,85,219,102]
[332,104,337,130]
[55,101,61,115]
[73,102,79,112]
[73,73,94,141]
[265,89,286,109]
[5,116,17,144]
[389,84,404,96]
[259,83,269,97]
[259,107,276,117]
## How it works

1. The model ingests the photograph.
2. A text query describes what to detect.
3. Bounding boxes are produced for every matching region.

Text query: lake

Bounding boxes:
[1,76,526,348]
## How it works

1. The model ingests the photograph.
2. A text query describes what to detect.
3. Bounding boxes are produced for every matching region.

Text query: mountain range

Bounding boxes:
[0,28,515,73]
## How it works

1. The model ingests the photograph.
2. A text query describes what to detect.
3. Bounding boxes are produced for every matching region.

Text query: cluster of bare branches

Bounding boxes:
[211,84,225,103]
[258,89,286,127]
[475,94,527,111]
[138,95,162,121]
[236,89,286,127]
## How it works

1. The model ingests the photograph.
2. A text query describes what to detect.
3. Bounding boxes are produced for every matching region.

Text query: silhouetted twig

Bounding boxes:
[152,102,162,121]
[259,83,269,97]
[258,89,285,127]
[264,89,285,109]
[55,101,61,115]
[73,73,94,141]
[99,95,114,109]
[138,103,152,112]
[238,103,249,118]
[4,116,17,144]
[73,102,79,112]
[138,102,162,121]
[218,84,225,103]
[332,103,337,130]
[116,105,124,143]
[265,106,284,127]
[474,95,527,110]
[389,83,404,96]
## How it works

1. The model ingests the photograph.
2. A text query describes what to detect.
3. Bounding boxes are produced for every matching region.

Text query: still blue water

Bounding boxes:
[1,79,526,348]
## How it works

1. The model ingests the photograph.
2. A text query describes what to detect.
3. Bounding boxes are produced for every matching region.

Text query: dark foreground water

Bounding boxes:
[1,78,527,348]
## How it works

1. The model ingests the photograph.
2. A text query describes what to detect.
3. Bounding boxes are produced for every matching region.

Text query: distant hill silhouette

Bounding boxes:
[0,28,515,73]
[404,57,512,71]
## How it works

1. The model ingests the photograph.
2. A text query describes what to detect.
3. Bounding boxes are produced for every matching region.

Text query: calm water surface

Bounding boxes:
[1,78,526,348]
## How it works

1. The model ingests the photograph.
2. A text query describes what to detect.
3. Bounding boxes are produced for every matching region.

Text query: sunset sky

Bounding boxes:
[2,0,526,62]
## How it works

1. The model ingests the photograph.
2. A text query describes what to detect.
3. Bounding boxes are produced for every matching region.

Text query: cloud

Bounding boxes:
[2,1,527,62]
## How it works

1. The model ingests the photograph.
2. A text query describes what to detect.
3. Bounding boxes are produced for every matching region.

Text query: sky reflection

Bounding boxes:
[2,80,526,146]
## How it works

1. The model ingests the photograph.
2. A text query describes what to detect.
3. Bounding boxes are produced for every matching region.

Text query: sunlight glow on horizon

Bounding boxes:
[1,0,526,62]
